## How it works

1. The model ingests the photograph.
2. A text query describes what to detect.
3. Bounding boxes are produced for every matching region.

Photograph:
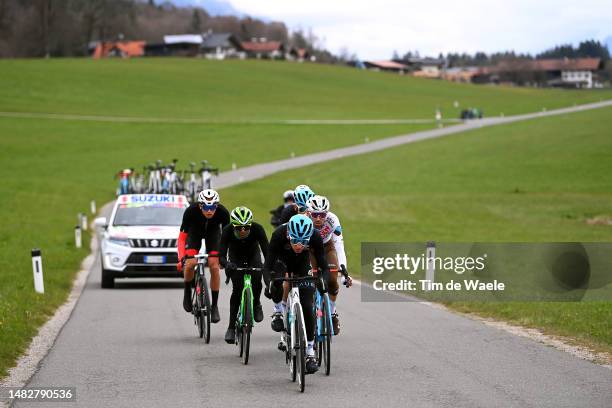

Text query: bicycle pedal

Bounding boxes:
[278,341,287,351]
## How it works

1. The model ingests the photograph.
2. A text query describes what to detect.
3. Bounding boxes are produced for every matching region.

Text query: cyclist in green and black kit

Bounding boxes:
[219,207,269,344]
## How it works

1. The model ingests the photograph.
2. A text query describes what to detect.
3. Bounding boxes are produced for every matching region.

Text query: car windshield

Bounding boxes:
[113,206,184,226]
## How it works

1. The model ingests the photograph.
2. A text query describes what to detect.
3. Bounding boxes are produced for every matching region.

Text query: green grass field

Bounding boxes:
[220,106,612,353]
[1,58,611,378]
[1,58,611,120]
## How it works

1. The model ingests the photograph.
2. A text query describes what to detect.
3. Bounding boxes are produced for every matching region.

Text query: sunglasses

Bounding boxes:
[200,203,218,211]
[289,237,309,247]
[233,225,251,231]
[309,212,327,219]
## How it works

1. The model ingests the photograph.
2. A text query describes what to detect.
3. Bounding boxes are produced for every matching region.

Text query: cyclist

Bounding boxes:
[177,189,230,323]
[263,214,329,374]
[307,195,352,334]
[279,184,314,224]
[219,206,269,344]
[270,190,295,227]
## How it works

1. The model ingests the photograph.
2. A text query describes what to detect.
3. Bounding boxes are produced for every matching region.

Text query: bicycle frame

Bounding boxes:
[195,253,210,290]
[315,290,334,341]
[287,284,307,352]
[192,253,211,342]
[239,274,255,327]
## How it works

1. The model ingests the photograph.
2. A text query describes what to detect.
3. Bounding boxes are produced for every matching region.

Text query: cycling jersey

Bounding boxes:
[263,223,329,282]
[315,211,347,269]
[218,222,269,267]
[178,203,230,259]
[219,222,268,330]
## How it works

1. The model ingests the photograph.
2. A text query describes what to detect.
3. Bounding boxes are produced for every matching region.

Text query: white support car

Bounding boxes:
[95,194,189,288]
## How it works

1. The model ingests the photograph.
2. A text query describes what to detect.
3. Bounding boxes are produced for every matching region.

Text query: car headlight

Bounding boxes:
[108,236,130,247]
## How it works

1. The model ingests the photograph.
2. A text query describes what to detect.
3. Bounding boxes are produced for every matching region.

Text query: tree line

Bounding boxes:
[394,40,610,68]
[0,0,336,61]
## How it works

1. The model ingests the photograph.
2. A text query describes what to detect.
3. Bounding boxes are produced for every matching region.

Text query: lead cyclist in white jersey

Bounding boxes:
[306,195,352,334]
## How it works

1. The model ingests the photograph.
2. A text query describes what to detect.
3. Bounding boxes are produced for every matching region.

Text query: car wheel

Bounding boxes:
[101,256,115,288]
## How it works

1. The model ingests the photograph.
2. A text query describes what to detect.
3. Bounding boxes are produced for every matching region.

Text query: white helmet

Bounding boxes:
[283,190,294,200]
[307,195,330,212]
[197,189,219,206]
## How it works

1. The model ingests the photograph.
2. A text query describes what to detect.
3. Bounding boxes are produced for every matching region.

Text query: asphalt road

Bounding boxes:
[16,256,612,407]
[13,100,612,406]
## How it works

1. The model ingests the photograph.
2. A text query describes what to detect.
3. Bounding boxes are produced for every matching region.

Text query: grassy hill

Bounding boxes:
[1,57,610,377]
[1,58,611,120]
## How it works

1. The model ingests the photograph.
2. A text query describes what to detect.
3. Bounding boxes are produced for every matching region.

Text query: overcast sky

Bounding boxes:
[224,0,612,60]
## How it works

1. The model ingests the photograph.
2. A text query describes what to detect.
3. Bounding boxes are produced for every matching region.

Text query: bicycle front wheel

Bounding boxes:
[242,290,253,365]
[322,296,332,375]
[201,272,211,344]
[195,277,204,338]
[296,311,305,393]
[238,324,244,357]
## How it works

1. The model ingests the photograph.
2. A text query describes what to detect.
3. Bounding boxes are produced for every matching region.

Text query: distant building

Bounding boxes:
[163,34,203,45]
[363,60,408,73]
[144,35,202,57]
[91,41,145,58]
[441,67,481,83]
[393,57,446,78]
[241,39,285,59]
[473,58,604,88]
[201,33,245,59]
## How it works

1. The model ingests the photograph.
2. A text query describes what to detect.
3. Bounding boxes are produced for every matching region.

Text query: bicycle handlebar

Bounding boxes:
[271,275,318,283]
[225,266,263,284]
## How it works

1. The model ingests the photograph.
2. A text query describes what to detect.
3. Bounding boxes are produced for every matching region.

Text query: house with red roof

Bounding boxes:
[363,60,408,74]
[92,41,145,59]
[240,38,285,59]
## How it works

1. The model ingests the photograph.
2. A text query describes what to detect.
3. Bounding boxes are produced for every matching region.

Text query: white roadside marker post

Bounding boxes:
[81,213,88,231]
[231,163,237,171]
[31,248,45,294]
[90,200,96,214]
[75,225,82,249]
[424,241,436,291]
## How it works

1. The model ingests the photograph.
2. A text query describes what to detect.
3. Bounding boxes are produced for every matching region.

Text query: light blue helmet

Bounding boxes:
[294,185,314,209]
[287,214,314,241]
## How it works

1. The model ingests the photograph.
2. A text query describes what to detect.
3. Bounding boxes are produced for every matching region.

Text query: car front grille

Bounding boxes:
[129,239,177,248]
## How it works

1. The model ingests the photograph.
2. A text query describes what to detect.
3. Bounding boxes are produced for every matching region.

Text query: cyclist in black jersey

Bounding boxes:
[177,189,230,323]
[270,190,294,227]
[219,207,269,344]
[263,214,329,374]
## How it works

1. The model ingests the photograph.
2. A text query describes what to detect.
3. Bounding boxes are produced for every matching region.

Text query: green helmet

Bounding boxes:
[230,206,253,227]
